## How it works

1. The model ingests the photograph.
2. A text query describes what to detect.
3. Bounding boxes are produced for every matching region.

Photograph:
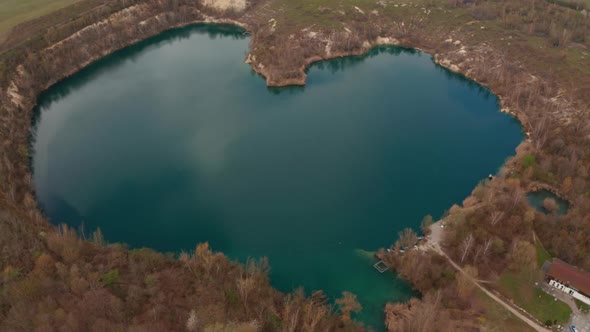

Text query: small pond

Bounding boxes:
[528,190,569,215]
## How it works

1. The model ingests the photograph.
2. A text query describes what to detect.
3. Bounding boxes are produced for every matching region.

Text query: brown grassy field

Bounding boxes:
[0,0,81,33]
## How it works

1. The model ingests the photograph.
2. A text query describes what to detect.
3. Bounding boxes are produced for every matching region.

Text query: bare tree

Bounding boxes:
[282,289,304,332]
[287,307,300,332]
[413,291,443,332]
[558,28,572,47]
[489,210,504,225]
[398,228,418,249]
[460,233,474,264]
[186,310,198,331]
[237,274,255,312]
[197,242,214,277]
[530,116,548,150]
[385,291,449,332]
[302,291,329,331]
[482,238,493,260]
[473,245,483,264]
[335,292,362,324]
[385,301,411,331]
[510,188,524,210]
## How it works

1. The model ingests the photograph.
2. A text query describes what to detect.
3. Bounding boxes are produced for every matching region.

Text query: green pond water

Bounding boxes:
[527,190,569,215]
[31,24,523,329]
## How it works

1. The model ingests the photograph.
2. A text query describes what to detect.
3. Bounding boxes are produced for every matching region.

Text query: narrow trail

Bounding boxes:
[428,221,550,332]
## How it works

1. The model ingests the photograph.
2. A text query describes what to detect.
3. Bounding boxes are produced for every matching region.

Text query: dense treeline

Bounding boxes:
[0,207,365,331]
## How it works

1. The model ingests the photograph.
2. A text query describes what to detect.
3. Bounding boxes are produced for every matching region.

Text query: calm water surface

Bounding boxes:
[31,24,522,328]
[527,190,569,215]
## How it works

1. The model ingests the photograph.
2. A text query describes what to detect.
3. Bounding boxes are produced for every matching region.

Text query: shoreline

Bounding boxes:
[22,15,531,208]
[1,1,586,329]
[11,0,529,279]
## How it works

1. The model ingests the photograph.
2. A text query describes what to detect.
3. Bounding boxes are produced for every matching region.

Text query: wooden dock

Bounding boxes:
[373,260,390,273]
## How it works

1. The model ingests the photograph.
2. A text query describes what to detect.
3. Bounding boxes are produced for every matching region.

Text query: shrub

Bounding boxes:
[224,288,239,306]
[543,198,558,213]
[33,254,55,276]
[101,269,120,288]
[46,224,81,264]
[2,266,20,283]
[522,154,537,169]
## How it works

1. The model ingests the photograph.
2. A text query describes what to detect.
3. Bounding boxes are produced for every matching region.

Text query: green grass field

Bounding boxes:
[535,236,552,268]
[497,271,572,325]
[575,299,590,313]
[476,290,535,331]
[0,0,81,33]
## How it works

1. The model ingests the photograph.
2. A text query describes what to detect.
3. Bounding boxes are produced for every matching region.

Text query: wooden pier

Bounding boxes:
[373,260,390,273]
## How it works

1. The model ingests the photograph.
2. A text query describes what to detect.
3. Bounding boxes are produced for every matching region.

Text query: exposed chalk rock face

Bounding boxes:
[376,36,400,45]
[202,0,246,11]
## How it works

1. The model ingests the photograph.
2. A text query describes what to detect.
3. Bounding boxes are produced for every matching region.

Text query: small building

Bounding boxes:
[544,259,590,305]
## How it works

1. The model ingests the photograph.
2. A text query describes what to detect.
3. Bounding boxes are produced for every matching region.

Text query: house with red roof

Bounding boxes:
[544,258,590,305]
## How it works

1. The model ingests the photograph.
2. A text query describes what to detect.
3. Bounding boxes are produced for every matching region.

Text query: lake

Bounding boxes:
[31,24,522,329]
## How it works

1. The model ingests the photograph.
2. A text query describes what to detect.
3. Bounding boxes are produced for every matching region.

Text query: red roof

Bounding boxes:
[547,259,590,296]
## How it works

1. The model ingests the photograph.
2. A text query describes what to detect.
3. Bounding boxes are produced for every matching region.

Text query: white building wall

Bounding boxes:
[573,291,590,305]
[548,279,590,305]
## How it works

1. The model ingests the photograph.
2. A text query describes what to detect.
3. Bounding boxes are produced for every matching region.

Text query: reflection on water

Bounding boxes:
[31,24,522,330]
[527,190,569,215]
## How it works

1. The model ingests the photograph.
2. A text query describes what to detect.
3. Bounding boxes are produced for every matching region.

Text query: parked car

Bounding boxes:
[570,325,579,332]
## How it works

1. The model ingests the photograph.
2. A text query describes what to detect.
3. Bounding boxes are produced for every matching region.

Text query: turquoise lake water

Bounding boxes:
[527,190,569,215]
[31,24,523,329]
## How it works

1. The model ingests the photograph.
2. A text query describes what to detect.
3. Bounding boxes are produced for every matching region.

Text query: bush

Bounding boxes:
[224,288,239,306]
[46,225,82,264]
[522,154,537,169]
[542,198,558,213]
[101,269,120,288]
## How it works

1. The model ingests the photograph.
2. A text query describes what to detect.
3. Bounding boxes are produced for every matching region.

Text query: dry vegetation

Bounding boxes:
[378,231,536,331]
[0,0,81,34]
[1,217,364,330]
[0,0,589,330]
